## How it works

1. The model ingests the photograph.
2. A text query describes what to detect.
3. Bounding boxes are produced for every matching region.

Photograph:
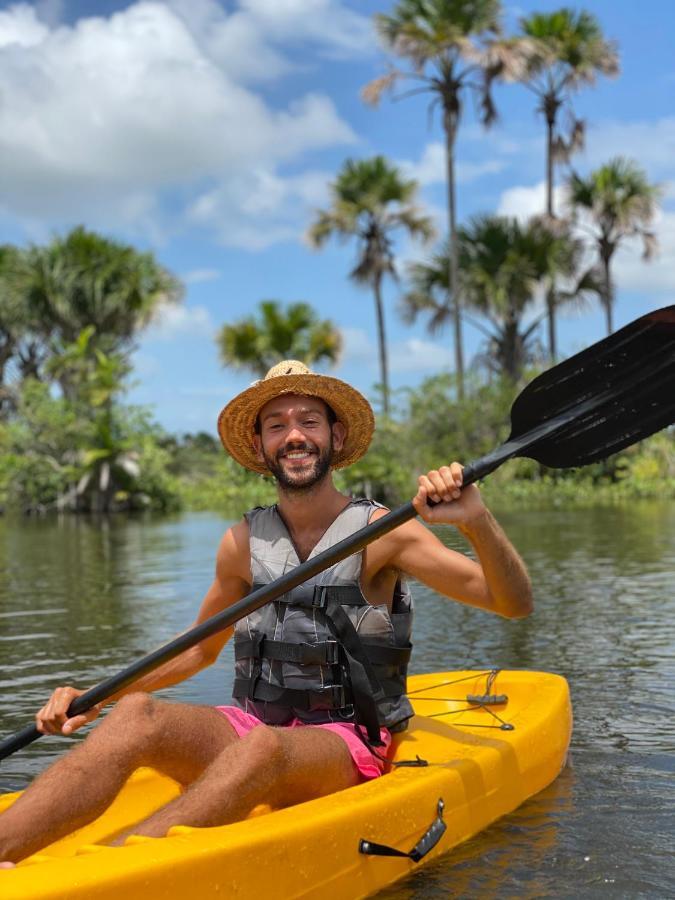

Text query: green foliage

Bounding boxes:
[336,416,416,508]
[176,452,276,514]
[308,155,433,416]
[218,300,342,378]
[403,216,596,381]
[0,376,180,514]
[18,226,183,351]
[567,158,661,334]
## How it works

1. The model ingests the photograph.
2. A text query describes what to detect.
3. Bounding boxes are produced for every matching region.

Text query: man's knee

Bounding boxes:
[242,724,286,768]
[101,693,161,745]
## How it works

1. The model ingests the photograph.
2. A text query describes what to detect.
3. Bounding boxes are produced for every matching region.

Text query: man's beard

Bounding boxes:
[263,440,333,493]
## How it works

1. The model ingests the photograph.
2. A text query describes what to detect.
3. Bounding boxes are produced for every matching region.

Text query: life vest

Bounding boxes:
[232,499,414,744]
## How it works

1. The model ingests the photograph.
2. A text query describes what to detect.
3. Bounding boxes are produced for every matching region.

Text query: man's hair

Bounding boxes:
[254,399,337,435]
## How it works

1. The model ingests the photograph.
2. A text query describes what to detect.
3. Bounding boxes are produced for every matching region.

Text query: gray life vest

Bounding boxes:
[232,499,414,743]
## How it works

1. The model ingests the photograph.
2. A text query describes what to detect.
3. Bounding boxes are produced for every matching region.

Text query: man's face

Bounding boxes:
[254,394,346,491]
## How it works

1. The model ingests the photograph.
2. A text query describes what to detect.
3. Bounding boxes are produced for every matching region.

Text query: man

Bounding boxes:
[0,361,532,866]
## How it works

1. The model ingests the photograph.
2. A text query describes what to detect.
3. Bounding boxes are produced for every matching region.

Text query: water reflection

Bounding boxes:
[0,507,674,896]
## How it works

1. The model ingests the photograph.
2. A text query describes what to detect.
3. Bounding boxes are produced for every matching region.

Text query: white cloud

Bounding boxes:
[145,303,215,340]
[0,3,47,47]
[338,327,452,375]
[0,1,358,242]
[189,167,333,250]
[497,180,564,220]
[183,268,221,284]
[239,0,374,57]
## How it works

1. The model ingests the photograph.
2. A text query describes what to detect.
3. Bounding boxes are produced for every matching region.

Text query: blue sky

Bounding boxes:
[1,0,674,434]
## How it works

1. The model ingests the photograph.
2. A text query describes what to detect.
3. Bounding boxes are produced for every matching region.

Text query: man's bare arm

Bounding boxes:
[374,464,533,619]
[36,520,252,736]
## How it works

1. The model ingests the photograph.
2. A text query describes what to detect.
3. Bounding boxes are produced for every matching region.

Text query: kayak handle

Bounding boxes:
[359,798,446,863]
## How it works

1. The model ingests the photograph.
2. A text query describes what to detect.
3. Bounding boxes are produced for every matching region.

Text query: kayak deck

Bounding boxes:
[0,669,572,899]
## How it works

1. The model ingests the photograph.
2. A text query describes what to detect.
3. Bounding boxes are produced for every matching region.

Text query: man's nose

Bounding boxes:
[285,425,306,444]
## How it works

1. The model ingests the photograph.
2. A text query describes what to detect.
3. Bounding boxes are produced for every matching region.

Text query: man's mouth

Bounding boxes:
[279,446,316,463]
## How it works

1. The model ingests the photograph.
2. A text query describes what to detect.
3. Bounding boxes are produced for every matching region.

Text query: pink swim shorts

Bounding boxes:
[215,705,391,781]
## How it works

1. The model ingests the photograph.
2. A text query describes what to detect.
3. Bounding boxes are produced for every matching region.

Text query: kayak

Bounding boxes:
[0,669,572,899]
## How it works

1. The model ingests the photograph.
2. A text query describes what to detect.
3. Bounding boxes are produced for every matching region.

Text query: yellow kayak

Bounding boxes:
[0,669,572,899]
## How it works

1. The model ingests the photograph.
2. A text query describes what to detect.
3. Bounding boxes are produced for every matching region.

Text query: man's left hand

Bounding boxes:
[412,462,486,528]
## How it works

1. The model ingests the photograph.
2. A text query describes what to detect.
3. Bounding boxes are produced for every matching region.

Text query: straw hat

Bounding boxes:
[218,360,375,475]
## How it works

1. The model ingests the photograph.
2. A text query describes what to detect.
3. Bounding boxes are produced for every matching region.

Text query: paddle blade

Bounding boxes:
[510,306,675,468]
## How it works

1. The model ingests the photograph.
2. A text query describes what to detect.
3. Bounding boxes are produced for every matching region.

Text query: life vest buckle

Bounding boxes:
[311,585,329,608]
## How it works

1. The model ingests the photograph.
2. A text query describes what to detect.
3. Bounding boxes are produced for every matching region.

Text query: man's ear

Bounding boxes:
[252,434,264,464]
[331,421,347,452]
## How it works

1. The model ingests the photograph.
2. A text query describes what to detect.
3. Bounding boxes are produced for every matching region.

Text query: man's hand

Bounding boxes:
[412,462,486,529]
[36,686,102,736]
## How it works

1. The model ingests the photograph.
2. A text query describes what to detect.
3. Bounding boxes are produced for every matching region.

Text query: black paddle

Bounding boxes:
[1,305,674,762]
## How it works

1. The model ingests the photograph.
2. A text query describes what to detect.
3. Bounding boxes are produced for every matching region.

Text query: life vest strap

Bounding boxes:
[235,638,340,666]
[232,678,347,712]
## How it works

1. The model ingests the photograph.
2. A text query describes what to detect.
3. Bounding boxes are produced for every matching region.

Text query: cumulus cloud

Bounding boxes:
[189,167,333,250]
[145,303,215,340]
[182,268,221,284]
[339,327,453,375]
[497,180,565,220]
[0,1,359,243]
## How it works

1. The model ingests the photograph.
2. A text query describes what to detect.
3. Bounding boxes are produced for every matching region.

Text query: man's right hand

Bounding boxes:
[35,687,102,736]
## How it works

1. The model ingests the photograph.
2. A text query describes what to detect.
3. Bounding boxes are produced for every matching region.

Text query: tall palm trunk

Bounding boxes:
[372,271,390,417]
[544,98,558,361]
[444,110,464,399]
[601,250,614,335]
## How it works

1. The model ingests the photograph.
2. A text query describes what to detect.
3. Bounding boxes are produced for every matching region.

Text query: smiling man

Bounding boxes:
[0,360,532,866]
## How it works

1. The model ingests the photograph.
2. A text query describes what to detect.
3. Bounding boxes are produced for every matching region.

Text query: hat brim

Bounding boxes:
[218,373,375,475]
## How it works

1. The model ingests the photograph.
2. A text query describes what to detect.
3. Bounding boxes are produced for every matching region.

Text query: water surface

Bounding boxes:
[0,506,673,897]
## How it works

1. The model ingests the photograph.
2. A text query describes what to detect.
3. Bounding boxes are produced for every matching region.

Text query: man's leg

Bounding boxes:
[0,693,237,864]
[117,722,360,839]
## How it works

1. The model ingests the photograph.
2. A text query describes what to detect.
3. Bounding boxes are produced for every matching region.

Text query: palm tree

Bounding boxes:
[218,300,342,379]
[567,158,660,335]
[519,8,619,358]
[365,0,524,398]
[403,214,598,382]
[0,245,50,412]
[307,156,433,416]
[19,226,182,357]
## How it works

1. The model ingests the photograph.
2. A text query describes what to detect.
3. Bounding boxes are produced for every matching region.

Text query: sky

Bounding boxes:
[1,0,674,435]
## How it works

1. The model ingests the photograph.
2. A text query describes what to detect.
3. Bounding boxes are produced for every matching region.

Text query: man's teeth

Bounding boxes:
[285,451,312,459]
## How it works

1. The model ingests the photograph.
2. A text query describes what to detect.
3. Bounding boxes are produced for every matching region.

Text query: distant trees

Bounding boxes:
[403,215,596,382]
[0,227,182,513]
[0,226,181,407]
[217,300,342,378]
[308,155,433,416]
[518,8,619,358]
[365,0,522,397]
[568,158,660,334]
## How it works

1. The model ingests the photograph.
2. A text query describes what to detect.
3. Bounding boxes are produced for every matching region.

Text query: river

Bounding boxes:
[0,506,673,897]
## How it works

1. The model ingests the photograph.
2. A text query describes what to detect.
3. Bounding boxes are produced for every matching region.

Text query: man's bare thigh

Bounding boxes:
[267,725,361,808]
[133,699,237,786]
